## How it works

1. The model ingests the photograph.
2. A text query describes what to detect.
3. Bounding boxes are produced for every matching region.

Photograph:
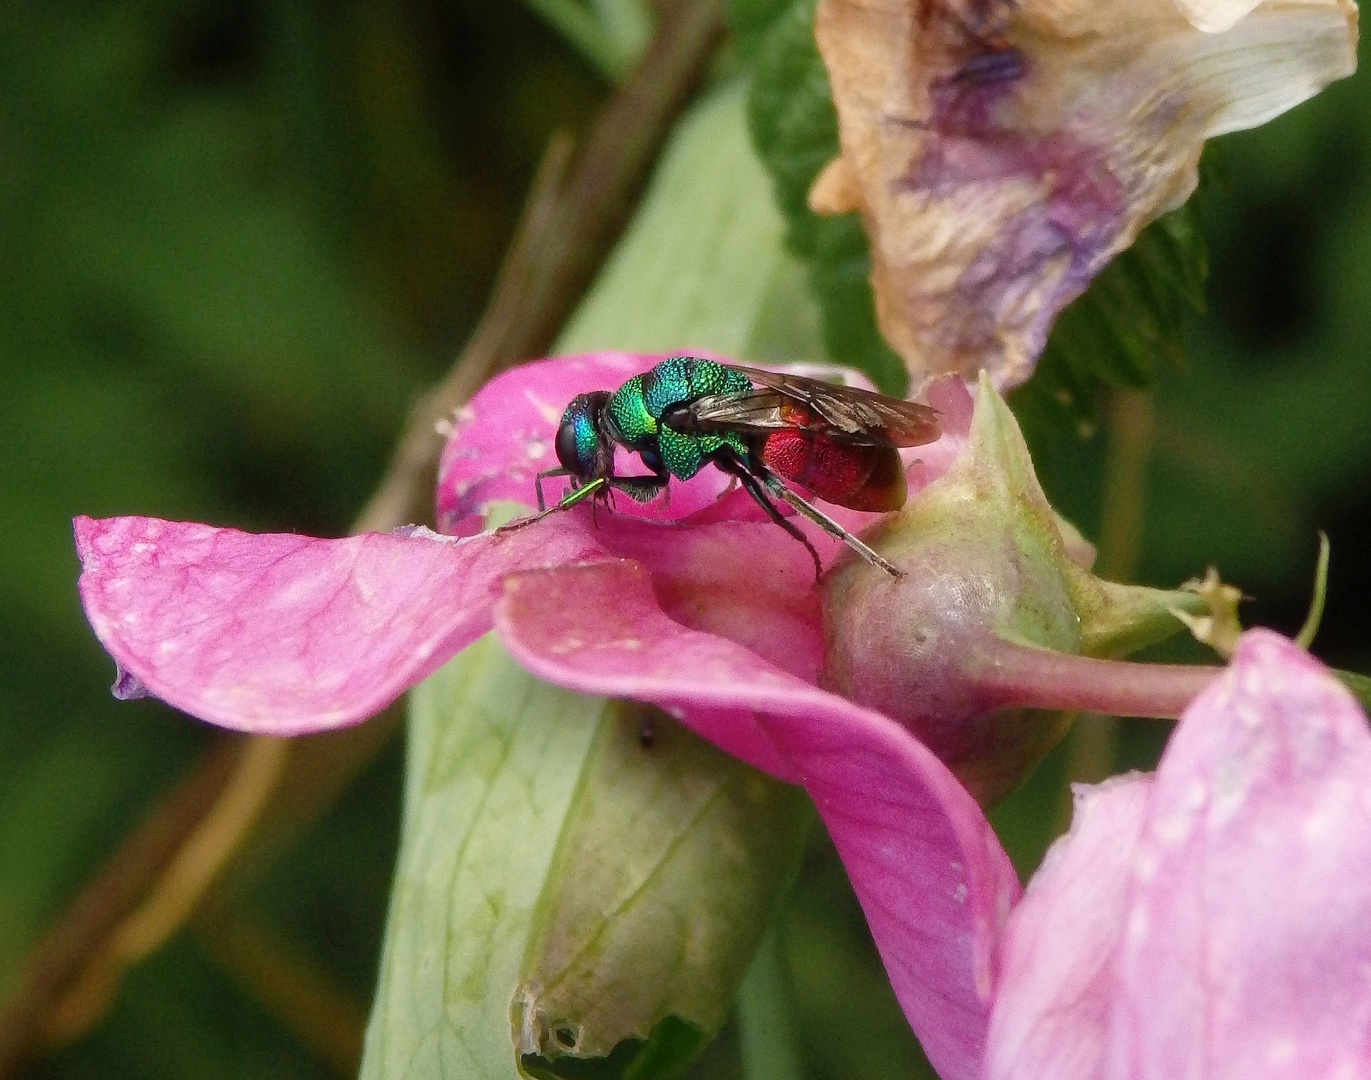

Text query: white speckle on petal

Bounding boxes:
[952,883,967,904]
[1241,666,1267,698]
[523,390,562,426]
[1267,1038,1297,1064]
[1127,908,1148,941]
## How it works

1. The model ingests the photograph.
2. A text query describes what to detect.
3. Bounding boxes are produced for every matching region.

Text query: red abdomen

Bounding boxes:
[760,430,906,512]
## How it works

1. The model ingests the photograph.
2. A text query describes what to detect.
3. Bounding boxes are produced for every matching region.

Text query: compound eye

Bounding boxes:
[555,411,587,475]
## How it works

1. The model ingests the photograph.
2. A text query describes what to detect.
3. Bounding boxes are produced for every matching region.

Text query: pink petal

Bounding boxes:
[74,514,614,735]
[906,374,975,487]
[1104,630,1371,1080]
[584,517,825,680]
[983,774,1155,1080]
[493,558,1020,1080]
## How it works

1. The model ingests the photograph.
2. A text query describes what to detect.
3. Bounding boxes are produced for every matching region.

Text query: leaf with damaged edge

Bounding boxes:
[359,637,609,1080]
[514,704,811,1079]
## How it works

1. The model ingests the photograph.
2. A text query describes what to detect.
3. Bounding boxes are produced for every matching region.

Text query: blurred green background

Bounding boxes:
[1,3,1367,1079]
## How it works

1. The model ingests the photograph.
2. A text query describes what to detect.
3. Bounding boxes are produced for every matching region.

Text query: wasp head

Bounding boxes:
[553,391,613,482]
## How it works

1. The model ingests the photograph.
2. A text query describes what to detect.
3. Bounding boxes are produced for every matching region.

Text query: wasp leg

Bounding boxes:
[720,461,824,582]
[757,467,901,579]
[534,467,573,513]
[497,476,608,533]
[609,475,669,504]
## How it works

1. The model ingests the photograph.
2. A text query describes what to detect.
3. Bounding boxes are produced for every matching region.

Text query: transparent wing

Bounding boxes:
[674,366,941,448]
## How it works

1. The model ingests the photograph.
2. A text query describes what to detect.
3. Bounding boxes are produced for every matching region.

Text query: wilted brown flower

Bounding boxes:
[812,0,1358,387]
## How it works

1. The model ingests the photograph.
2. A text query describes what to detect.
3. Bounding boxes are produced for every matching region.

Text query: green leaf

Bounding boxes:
[514,703,809,1079]
[734,927,804,1080]
[361,637,608,1080]
[367,80,824,1080]
[740,0,904,392]
[520,0,651,82]
[724,0,795,60]
[556,78,825,363]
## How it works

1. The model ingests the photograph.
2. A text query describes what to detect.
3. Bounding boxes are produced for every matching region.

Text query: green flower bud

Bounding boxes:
[823,376,1205,807]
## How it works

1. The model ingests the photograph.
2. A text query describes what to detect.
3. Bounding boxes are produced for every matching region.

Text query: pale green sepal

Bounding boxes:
[964,373,1198,661]
[1336,669,1371,715]
[360,635,609,1080]
[950,374,1085,657]
[514,704,811,1078]
[1078,580,1207,660]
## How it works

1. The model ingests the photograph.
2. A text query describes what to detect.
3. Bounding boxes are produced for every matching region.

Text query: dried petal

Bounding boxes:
[494,558,1021,1080]
[814,0,1357,386]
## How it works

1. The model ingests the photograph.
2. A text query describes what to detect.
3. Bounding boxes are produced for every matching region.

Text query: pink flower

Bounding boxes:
[75,351,1017,1080]
[984,629,1371,1080]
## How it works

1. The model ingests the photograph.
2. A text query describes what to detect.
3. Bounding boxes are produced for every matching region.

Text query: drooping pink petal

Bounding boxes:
[585,517,825,680]
[493,558,1021,1080]
[982,774,1155,1080]
[1103,629,1371,1080]
[74,514,615,735]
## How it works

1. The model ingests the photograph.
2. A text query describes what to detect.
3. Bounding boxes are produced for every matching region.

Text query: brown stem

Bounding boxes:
[193,902,368,1077]
[973,642,1222,720]
[353,0,725,534]
[0,3,725,1071]
[0,737,244,1076]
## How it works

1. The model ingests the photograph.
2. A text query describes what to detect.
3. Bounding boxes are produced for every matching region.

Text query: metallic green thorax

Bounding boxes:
[605,358,750,480]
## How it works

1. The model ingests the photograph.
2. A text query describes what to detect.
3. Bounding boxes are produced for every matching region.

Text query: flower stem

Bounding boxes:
[972,641,1221,719]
